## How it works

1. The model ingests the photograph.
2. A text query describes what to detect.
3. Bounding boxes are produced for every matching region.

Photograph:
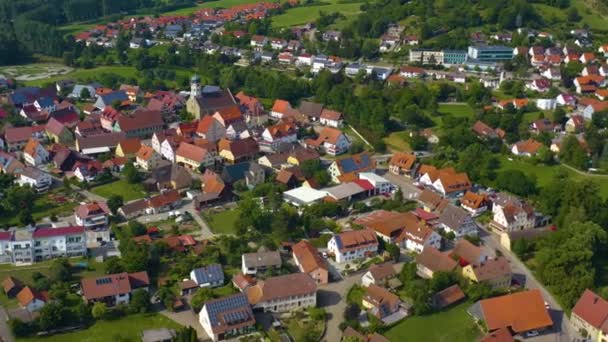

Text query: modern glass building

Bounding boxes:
[467,45,513,62]
[443,50,468,65]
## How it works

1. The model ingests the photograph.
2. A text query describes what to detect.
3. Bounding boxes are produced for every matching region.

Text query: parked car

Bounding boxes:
[525,330,539,338]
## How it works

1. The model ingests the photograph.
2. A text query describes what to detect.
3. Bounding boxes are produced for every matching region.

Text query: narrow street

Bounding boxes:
[480,228,577,342]
[0,307,14,342]
[318,263,404,342]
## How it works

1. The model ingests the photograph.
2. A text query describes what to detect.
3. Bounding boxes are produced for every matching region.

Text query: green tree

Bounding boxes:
[49,258,71,283]
[80,87,91,99]
[107,194,124,215]
[496,170,537,196]
[129,289,150,313]
[122,162,141,183]
[91,302,108,320]
[38,302,67,331]
[385,243,400,262]
[191,288,216,312]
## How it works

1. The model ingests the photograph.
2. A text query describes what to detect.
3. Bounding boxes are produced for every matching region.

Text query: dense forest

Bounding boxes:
[0,0,195,64]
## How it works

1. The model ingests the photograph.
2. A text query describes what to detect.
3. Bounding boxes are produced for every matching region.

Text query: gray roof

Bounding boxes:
[437,204,471,230]
[242,251,282,268]
[141,328,176,342]
[325,182,365,200]
[202,293,255,334]
[298,101,324,118]
[192,264,224,285]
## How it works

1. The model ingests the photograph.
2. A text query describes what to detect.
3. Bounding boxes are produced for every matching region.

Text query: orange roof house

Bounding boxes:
[388,152,417,175]
[478,289,553,334]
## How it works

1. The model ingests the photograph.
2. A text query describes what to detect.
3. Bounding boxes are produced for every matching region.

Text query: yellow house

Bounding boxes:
[135,145,161,171]
[461,257,512,290]
[175,142,214,171]
[115,138,142,158]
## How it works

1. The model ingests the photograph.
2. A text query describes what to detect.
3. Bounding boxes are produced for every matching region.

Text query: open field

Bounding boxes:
[437,103,475,119]
[0,64,74,82]
[91,179,148,201]
[204,209,240,234]
[272,0,364,28]
[496,155,608,198]
[0,258,106,288]
[383,130,411,152]
[384,301,480,342]
[17,313,181,342]
[0,192,79,226]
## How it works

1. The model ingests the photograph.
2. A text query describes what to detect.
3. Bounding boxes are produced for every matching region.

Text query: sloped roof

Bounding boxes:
[480,289,553,333]
[292,240,327,273]
[415,246,457,273]
[118,138,142,155]
[176,142,208,163]
[246,273,316,304]
[470,257,511,282]
[389,152,416,171]
[572,289,608,333]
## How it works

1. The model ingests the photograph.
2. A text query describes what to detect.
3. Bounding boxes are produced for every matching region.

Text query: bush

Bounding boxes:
[91,302,108,320]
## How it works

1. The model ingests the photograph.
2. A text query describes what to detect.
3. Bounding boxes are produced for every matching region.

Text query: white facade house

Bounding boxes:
[327,229,379,263]
[399,226,442,254]
[490,193,536,232]
[359,172,392,195]
[190,264,224,288]
[32,226,87,262]
[23,140,49,167]
[437,205,478,238]
[16,167,52,193]
[536,98,557,111]
[160,139,176,163]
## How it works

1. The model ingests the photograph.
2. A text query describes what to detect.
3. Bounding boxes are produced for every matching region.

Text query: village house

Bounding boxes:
[199,293,256,342]
[118,190,182,219]
[388,152,417,177]
[23,139,49,167]
[113,110,164,139]
[398,223,442,253]
[241,251,282,275]
[451,239,490,266]
[270,99,294,119]
[418,166,471,197]
[328,153,376,183]
[437,204,478,238]
[305,127,352,156]
[571,289,608,342]
[16,166,52,193]
[5,126,46,152]
[190,264,225,288]
[460,191,490,216]
[2,276,24,298]
[245,273,317,313]
[462,256,512,290]
[565,115,585,133]
[81,271,150,306]
[218,137,259,164]
[319,108,343,127]
[327,229,379,263]
[17,286,48,312]
[361,284,402,321]
[45,117,74,145]
[489,193,536,232]
[261,120,298,151]
[361,263,397,287]
[292,240,329,285]
[136,145,162,171]
[472,290,553,336]
[74,201,110,230]
[175,142,215,171]
[511,139,543,157]
[115,138,142,158]
[415,246,457,279]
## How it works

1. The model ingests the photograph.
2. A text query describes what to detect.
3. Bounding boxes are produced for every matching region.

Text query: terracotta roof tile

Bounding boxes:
[480,289,553,333]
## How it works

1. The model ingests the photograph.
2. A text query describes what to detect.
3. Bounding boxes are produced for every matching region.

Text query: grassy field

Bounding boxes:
[0,257,106,294]
[496,155,608,198]
[383,130,411,152]
[0,192,79,226]
[272,0,364,28]
[384,301,480,342]
[204,209,240,234]
[437,103,475,119]
[17,313,181,342]
[91,179,147,201]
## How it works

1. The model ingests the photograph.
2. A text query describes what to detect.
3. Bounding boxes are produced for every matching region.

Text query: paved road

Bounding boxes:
[382,171,422,200]
[480,228,578,342]
[0,307,14,342]
[318,262,403,342]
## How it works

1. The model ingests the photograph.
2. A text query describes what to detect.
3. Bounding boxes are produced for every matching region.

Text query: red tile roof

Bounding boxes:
[32,226,84,238]
[480,289,553,333]
[572,289,608,333]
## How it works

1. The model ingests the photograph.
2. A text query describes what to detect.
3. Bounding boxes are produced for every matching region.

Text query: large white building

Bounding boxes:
[16,166,52,193]
[0,226,87,264]
[327,229,379,263]
[490,193,536,232]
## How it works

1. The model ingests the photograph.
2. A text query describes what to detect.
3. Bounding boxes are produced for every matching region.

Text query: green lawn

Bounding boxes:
[496,155,608,198]
[437,103,475,119]
[0,192,79,226]
[383,130,412,153]
[272,1,364,27]
[91,179,147,201]
[16,313,181,342]
[204,209,240,234]
[384,301,480,342]
[0,258,106,293]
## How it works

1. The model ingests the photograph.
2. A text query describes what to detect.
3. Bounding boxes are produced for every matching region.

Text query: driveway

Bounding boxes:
[160,309,211,342]
[318,262,403,342]
[381,172,422,200]
[0,307,14,342]
[479,228,578,342]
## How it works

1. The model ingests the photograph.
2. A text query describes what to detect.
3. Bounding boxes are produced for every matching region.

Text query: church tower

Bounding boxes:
[190,74,201,98]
